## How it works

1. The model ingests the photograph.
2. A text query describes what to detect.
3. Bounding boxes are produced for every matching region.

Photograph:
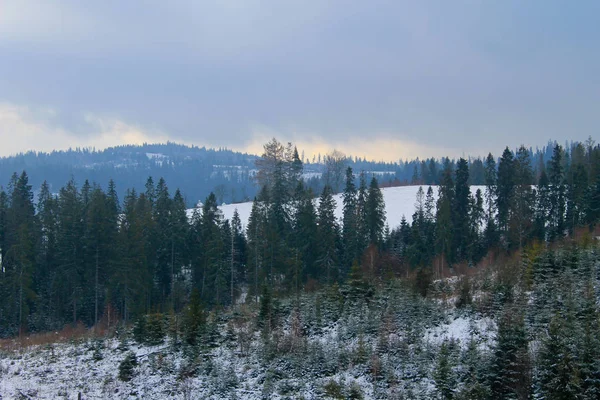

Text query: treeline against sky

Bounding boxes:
[0,139,599,337]
[0,140,582,207]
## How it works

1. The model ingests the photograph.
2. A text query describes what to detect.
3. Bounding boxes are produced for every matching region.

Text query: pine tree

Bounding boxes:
[483,153,499,253]
[5,172,37,335]
[469,189,485,263]
[342,167,359,270]
[153,178,172,302]
[566,159,588,233]
[434,341,456,400]
[230,209,247,303]
[356,172,369,257]
[533,170,551,241]
[538,315,581,399]
[84,186,116,328]
[265,162,293,286]
[366,177,385,246]
[453,158,471,261]
[183,288,205,346]
[317,185,339,284]
[55,178,85,326]
[587,171,600,228]
[246,190,269,302]
[292,183,318,286]
[33,181,58,331]
[113,189,145,322]
[436,160,454,272]
[548,144,566,241]
[199,192,224,305]
[489,310,530,399]
[497,147,515,237]
[170,189,189,310]
[511,146,534,249]
[118,351,138,381]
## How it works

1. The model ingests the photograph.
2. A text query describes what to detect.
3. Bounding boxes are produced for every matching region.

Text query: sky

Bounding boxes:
[0,1,599,161]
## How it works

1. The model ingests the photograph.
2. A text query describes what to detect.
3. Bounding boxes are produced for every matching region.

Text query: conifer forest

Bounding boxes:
[1,138,600,399]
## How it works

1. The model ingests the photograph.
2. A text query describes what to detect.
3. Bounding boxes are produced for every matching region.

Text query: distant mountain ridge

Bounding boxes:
[0,142,405,207]
[0,142,260,206]
[0,140,573,207]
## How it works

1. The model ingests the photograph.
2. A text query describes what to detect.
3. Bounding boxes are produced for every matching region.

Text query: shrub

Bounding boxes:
[118,351,138,382]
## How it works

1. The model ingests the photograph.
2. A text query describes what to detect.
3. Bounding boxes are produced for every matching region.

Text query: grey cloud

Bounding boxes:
[0,0,598,158]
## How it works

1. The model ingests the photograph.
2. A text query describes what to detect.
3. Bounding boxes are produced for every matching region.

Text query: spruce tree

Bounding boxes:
[246,189,269,302]
[366,176,385,247]
[434,341,456,400]
[199,192,224,305]
[538,315,581,399]
[533,170,551,241]
[436,160,454,271]
[342,167,358,270]
[317,185,339,284]
[292,183,318,285]
[55,178,85,326]
[511,145,534,249]
[5,172,37,335]
[33,181,58,331]
[453,158,471,261]
[154,178,172,302]
[489,310,530,399]
[548,144,566,241]
[496,147,515,237]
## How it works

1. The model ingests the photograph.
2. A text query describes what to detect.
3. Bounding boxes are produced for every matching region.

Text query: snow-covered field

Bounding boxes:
[208,185,486,230]
[0,309,495,400]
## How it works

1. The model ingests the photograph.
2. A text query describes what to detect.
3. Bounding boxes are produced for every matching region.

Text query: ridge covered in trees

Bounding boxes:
[0,139,586,207]
[0,139,599,339]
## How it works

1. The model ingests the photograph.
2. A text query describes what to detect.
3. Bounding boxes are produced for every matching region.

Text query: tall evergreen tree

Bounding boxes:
[292,183,318,286]
[483,153,499,252]
[341,167,359,269]
[246,189,269,302]
[453,158,471,261]
[55,178,85,326]
[317,185,339,284]
[356,171,369,256]
[230,209,247,303]
[153,178,172,302]
[511,146,534,249]
[33,181,58,331]
[489,310,530,399]
[366,176,385,246]
[436,160,454,272]
[4,172,37,335]
[548,144,566,240]
[199,192,224,305]
[496,147,515,238]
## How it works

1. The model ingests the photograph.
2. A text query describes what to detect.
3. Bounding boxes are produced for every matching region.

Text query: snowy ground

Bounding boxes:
[424,315,496,350]
[190,185,486,231]
[0,308,496,400]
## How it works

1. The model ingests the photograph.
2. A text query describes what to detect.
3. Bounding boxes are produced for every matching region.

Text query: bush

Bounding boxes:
[92,340,103,361]
[323,379,344,399]
[118,351,138,382]
[133,314,166,345]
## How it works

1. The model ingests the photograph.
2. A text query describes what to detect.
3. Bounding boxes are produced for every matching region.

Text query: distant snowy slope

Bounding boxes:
[190,185,486,231]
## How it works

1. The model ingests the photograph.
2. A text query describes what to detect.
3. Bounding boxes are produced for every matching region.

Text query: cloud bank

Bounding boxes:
[1,1,599,159]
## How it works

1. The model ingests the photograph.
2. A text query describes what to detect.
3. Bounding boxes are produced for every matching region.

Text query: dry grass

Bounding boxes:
[0,320,121,353]
[0,323,87,352]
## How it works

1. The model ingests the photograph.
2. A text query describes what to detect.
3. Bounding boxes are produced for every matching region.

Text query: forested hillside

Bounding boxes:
[0,139,579,206]
[0,138,600,398]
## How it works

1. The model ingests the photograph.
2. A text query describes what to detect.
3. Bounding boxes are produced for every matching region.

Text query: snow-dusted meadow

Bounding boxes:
[0,185,498,399]
[0,299,496,400]
[193,185,487,230]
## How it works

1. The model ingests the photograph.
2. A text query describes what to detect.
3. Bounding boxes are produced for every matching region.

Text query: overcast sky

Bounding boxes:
[1,1,598,161]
